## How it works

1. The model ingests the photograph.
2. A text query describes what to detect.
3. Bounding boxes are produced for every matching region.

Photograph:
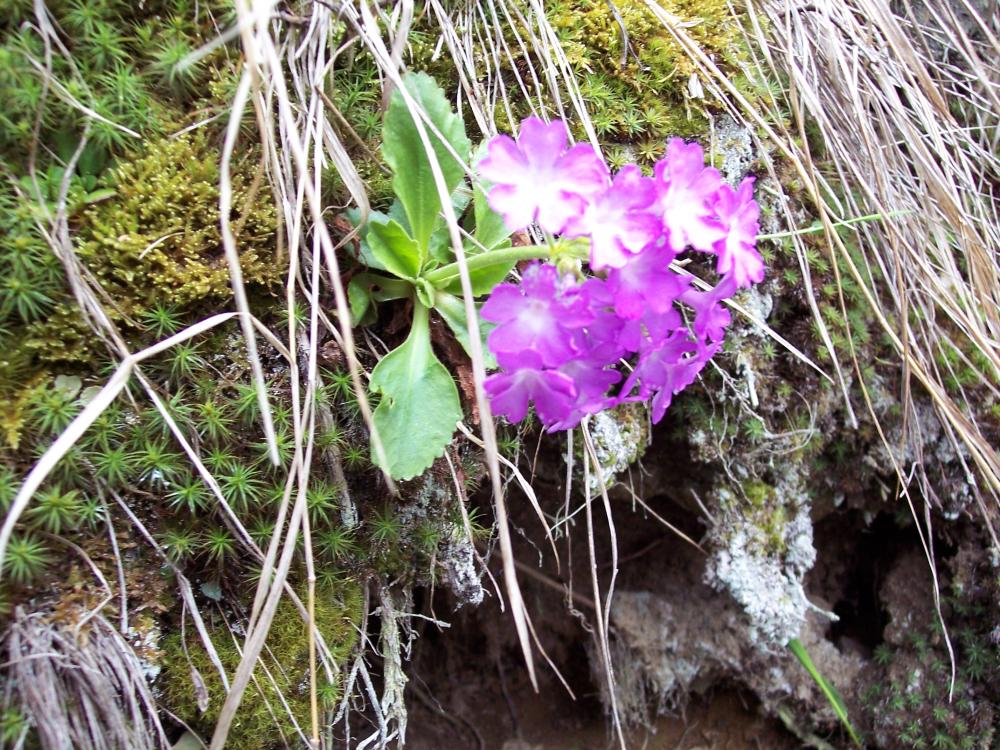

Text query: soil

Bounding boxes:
[406,682,797,750]
[375,439,995,750]
[399,481,804,750]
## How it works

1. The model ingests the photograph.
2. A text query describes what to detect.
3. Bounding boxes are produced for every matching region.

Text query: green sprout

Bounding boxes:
[168,342,206,382]
[5,533,52,584]
[318,527,357,561]
[30,389,79,435]
[133,440,182,485]
[369,508,401,547]
[220,463,264,513]
[27,487,82,533]
[342,443,368,472]
[160,526,199,563]
[168,474,210,514]
[141,306,181,338]
[202,527,235,564]
[91,445,133,487]
[306,481,340,525]
[196,399,232,443]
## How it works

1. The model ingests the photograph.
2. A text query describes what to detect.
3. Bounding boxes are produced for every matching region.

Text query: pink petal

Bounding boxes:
[536,190,587,234]
[478,135,528,184]
[487,183,537,232]
[481,284,526,322]
[555,143,610,198]
[518,117,567,169]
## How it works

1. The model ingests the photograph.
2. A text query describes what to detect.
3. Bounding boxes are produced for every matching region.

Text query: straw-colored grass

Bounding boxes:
[643,0,999,691]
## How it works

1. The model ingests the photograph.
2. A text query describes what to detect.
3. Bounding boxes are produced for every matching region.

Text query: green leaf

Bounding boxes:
[440,252,517,297]
[348,276,374,326]
[384,199,411,234]
[366,217,421,279]
[349,273,414,325]
[382,72,471,253]
[53,375,82,399]
[82,188,117,205]
[434,292,496,369]
[369,303,463,480]
[415,278,436,309]
[427,188,473,265]
[344,208,389,271]
[788,638,863,748]
[472,184,512,251]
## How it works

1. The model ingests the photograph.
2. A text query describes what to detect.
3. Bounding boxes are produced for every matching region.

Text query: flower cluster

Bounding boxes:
[478,118,764,431]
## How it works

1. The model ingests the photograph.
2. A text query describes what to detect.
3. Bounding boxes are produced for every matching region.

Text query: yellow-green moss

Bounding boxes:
[77,133,279,321]
[744,479,775,510]
[725,480,790,557]
[159,582,363,750]
[24,304,97,364]
[0,363,44,450]
[548,0,760,146]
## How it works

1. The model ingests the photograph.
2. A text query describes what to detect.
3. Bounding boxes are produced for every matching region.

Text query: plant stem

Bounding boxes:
[424,245,551,286]
[758,210,911,241]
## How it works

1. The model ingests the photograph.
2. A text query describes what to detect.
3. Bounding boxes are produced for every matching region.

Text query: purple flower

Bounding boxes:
[648,346,715,423]
[617,305,683,354]
[478,118,608,234]
[475,121,764,433]
[712,177,763,288]
[605,241,688,319]
[484,352,578,426]
[654,138,726,254]
[679,275,737,342]
[546,358,623,430]
[575,278,628,365]
[482,263,592,368]
[622,334,717,422]
[563,165,660,270]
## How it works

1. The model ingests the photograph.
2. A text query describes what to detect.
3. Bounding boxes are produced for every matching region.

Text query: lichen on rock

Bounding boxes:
[704,475,822,649]
[390,465,485,608]
[576,402,649,495]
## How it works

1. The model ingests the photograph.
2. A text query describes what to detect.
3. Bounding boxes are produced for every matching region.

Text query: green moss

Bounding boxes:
[733,480,789,556]
[547,0,761,148]
[23,304,97,364]
[743,479,774,509]
[77,133,279,320]
[159,582,363,750]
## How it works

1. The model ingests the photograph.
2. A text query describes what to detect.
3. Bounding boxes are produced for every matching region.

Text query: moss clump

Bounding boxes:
[733,480,789,557]
[78,134,279,320]
[743,479,775,509]
[24,304,97,364]
[159,583,363,750]
[548,0,760,148]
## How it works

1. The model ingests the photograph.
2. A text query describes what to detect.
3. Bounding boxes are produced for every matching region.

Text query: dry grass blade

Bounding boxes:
[580,423,625,750]
[643,0,999,694]
[4,611,169,750]
[645,0,1000,529]
[220,72,281,468]
[759,0,999,518]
